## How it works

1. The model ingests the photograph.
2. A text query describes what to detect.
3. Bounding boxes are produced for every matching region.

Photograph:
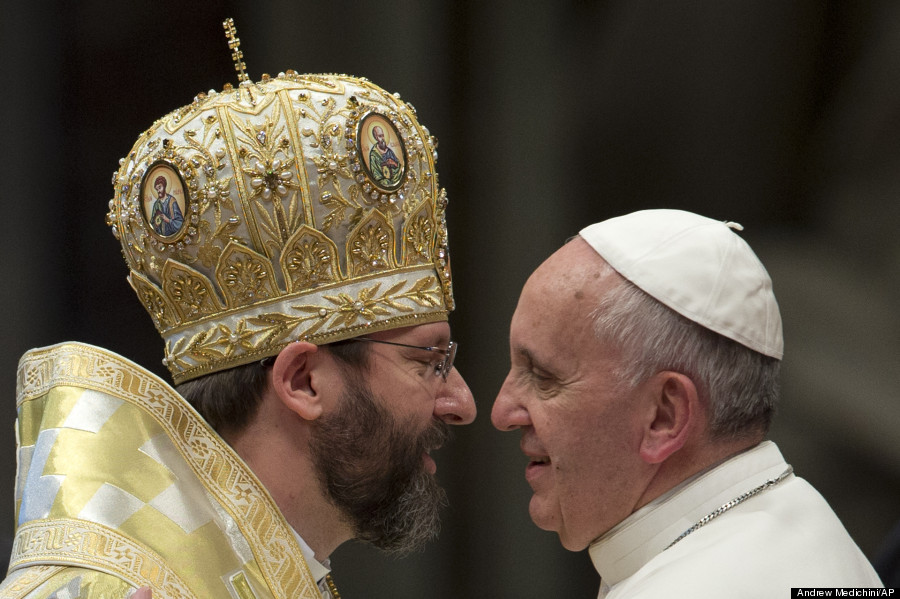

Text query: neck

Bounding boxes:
[634,435,763,511]
[225,400,352,562]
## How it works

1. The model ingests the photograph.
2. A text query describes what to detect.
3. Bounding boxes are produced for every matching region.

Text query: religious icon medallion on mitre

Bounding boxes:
[140,160,192,241]
[357,112,408,194]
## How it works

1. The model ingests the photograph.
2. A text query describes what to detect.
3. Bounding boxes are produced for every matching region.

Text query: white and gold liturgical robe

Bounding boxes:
[0,342,324,599]
[589,441,883,598]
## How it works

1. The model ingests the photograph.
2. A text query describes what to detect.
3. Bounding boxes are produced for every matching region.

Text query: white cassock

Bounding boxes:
[590,441,883,598]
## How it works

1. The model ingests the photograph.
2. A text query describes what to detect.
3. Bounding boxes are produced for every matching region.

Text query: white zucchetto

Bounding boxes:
[580,209,783,359]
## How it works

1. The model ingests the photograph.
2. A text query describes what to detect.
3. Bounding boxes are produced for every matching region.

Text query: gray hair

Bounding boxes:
[590,264,780,440]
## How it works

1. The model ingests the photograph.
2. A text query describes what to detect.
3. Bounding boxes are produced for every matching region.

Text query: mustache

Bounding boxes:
[309,374,453,555]
[418,418,450,455]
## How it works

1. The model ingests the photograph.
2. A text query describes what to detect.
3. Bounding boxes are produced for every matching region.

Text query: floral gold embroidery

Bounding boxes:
[108,75,452,383]
[281,226,342,292]
[347,211,396,276]
[162,262,222,320]
[402,201,435,266]
[216,243,278,308]
[130,272,179,330]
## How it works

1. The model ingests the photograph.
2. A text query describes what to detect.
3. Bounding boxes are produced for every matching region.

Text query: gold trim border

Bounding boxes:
[0,564,64,598]
[16,343,321,599]
[162,264,448,383]
[159,263,444,335]
[9,519,193,599]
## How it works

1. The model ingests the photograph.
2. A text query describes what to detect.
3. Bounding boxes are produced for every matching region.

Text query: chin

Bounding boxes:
[557,531,592,552]
[528,496,559,533]
[529,500,592,552]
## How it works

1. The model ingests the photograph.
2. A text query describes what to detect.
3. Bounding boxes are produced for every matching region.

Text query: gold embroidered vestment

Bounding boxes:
[2,342,321,599]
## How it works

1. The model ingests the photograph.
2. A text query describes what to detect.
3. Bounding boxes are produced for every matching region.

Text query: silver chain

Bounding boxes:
[665,465,793,550]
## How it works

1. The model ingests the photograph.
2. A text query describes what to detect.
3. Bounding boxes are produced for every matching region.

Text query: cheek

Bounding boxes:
[374,377,435,422]
[554,407,639,476]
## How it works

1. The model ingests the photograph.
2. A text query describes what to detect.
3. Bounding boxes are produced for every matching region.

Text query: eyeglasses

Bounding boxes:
[348,337,458,380]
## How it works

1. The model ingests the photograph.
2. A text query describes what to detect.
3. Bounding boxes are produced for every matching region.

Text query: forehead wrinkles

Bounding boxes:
[512,252,603,361]
[516,243,627,365]
[532,241,611,310]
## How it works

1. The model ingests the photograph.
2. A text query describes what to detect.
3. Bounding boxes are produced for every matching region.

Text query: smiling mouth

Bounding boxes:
[525,456,551,481]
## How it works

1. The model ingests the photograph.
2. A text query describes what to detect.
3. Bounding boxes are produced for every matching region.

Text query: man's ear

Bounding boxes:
[639,372,700,464]
[270,341,323,421]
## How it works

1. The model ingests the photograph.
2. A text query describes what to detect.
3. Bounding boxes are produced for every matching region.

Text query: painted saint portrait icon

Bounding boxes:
[141,162,188,239]
[358,113,406,192]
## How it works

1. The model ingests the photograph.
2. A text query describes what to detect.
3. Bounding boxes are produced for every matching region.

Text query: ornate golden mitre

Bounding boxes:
[107,71,453,384]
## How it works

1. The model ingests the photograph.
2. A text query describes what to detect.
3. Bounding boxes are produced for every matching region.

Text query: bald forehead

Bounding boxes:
[530,238,618,299]
[511,238,623,371]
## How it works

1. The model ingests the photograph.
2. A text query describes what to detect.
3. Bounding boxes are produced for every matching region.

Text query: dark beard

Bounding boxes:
[309,374,450,555]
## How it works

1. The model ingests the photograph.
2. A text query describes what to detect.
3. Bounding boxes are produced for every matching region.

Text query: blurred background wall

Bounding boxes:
[2,1,899,596]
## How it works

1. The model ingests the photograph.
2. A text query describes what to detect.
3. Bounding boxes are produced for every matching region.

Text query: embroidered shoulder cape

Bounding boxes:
[1,342,321,599]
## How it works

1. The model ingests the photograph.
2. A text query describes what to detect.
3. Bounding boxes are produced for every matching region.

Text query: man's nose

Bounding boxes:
[491,374,529,431]
[434,367,476,425]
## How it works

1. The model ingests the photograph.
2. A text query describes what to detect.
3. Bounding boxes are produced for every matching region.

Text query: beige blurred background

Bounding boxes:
[2,2,899,596]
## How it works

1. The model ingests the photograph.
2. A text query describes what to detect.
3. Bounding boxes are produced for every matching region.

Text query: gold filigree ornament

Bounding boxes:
[107,22,453,383]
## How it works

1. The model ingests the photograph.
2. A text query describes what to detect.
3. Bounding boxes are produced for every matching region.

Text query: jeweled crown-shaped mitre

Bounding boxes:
[107,72,453,383]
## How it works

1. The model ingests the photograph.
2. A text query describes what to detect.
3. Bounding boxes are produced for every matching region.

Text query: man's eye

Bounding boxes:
[531,369,557,391]
[417,359,439,375]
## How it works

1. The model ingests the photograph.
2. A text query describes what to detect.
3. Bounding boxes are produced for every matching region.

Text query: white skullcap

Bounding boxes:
[579,209,783,359]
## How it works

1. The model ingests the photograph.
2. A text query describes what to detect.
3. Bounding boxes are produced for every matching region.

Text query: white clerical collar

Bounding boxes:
[291,527,332,585]
[588,441,790,586]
